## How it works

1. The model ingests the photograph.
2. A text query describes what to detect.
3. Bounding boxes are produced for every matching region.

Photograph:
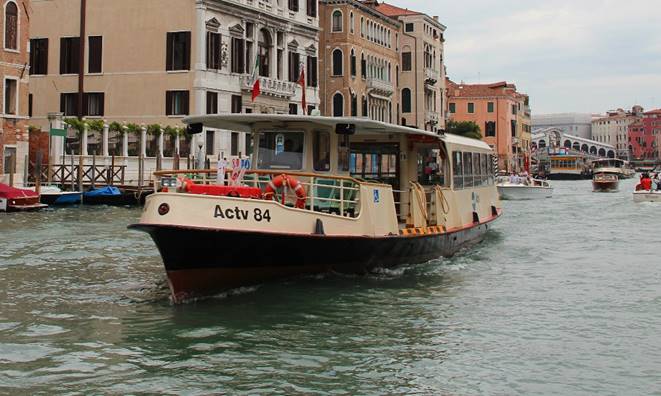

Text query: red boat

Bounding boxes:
[0,184,48,212]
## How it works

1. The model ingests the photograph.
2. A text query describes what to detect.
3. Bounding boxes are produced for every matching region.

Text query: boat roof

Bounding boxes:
[184,114,492,151]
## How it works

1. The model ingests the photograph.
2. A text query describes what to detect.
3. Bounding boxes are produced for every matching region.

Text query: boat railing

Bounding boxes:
[152,169,363,218]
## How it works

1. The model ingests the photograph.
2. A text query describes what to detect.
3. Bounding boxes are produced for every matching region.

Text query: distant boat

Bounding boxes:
[592,172,619,192]
[83,186,141,206]
[0,183,48,212]
[496,176,553,200]
[24,186,82,205]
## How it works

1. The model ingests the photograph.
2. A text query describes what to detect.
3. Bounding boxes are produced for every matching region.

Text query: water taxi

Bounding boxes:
[129,115,502,303]
[496,176,553,200]
[591,158,634,179]
[0,183,48,212]
[592,173,619,192]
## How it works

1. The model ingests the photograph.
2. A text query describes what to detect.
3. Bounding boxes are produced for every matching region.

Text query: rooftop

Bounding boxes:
[372,2,422,17]
[447,79,521,99]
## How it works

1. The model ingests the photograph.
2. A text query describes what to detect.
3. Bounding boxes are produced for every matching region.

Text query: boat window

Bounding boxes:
[337,134,350,172]
[480,154,488,186]
[473,153,481,186]
[453,151,463,189]
[257,131,304,170]
[463,152,473,188]
[313,130,331,172]
[418,148,442,185]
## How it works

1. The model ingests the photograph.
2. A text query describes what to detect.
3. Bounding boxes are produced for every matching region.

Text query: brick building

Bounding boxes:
[628,109,661,162]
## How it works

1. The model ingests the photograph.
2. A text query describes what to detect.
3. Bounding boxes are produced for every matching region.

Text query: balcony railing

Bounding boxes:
[241,76,297,98]
[424,68,439,86]
[366,78,394,96]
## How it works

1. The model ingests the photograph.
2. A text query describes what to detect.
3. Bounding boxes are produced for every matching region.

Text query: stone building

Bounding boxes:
[447,80,530,172]
[0,0,30,185]
[319,0,400,123]
[372,1,446,132]
[628,108,661,162]
[591,106,643,159]
[29,0,319,171]
[531,113,594,140]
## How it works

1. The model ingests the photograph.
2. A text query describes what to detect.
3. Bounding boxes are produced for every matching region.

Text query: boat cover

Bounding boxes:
[0,183,39,199]
[84,186,122,197]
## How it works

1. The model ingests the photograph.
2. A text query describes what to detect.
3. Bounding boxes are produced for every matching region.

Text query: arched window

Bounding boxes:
[332,49,343,76]
[351,93,357,116]
[333,92,344,117]
[360,53,366,79]
[350,12,354,34]
[360,17,364,37]
[402,88,411,113]
[5,1,18,50]
[332,10,342,32]
[350,49,356,77]
[258,29,272,77]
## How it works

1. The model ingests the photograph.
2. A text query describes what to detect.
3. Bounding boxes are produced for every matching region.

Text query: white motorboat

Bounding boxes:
[496,176,553,200]
[633,190,661,203]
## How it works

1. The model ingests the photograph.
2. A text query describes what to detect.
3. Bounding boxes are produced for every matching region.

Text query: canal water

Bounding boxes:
[1,178,659,395]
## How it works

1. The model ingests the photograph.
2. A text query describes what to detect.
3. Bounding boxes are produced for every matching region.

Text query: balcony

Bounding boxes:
[425,111,440,126]
[241,76,296,98]
[424,68,439,87]
[366,78,394,96]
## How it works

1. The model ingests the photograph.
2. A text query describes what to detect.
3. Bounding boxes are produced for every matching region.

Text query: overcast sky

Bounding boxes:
[401,0,661,114]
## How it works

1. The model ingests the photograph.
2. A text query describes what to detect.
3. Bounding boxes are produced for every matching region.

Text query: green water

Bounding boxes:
[1,178,660,395]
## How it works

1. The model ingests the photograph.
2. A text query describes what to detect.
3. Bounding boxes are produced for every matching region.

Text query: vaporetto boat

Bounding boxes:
[129,115,502,303]
[496,177,553,200]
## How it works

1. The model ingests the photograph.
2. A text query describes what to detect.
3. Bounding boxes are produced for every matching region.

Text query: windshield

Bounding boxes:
[257,131,304,170]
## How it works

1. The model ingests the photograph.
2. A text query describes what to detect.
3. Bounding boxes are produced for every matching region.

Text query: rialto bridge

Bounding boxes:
[531,127,616,158]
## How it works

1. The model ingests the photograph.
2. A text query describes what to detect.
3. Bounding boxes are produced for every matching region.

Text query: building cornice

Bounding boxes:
[321,0,401,29]
[200,0,320,39]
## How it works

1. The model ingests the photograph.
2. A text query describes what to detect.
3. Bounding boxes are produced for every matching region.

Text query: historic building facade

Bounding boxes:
[591,106,643,160]
[447,80,529,171]
[29,0,319,165]
[628,108,661,162]
[0,0,30,185]
[319,0,400,123]
[372,2,446,132]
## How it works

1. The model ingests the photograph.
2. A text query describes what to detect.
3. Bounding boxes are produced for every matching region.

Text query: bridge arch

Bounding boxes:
[572,142,580,151]
[538,140,547,148]
[607,150,615,158]
[563,139,572,148]
[581,144,589,152]
[590,146,597,155]
[598,148,606,157]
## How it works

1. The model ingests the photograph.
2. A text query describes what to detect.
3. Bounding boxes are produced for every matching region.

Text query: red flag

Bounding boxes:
[251,57,260,102]
[297,64,306,114]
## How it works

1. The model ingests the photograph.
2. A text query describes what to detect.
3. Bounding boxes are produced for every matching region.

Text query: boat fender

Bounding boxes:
[313,218,325,235]
[263,174,307,209]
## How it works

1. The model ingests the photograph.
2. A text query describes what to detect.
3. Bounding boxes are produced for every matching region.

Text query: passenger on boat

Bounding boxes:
[509,173,520,184]
[639,173,653,191]
[654,173,661,191]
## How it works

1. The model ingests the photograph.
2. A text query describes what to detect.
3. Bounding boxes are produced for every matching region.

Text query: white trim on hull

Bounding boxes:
[497,185,553,200]
[633,191,661,203]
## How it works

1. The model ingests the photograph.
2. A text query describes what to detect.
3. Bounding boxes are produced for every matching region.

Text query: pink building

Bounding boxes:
[447,80,528,171]
[628,109,661,162]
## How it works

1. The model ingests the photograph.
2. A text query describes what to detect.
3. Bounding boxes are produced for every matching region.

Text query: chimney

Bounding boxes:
[433,16,439,21]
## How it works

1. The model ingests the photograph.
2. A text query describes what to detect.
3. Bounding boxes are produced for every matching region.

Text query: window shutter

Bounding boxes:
[183,91,190,115]
[60,38,66,74]
[184,32,192,70]
[83,93,89,116]
[42,39,49,75]
[166,32,173,70]
[99,93,105,116]
[166,91,172,115]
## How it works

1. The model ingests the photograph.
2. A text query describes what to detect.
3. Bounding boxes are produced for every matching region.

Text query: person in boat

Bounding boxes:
[639,173,653,191]
[654,173,661,191]
[509,172,519,185]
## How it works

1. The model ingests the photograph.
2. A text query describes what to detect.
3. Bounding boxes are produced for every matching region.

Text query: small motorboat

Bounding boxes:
[633,183,661,202]
[83,186,138,206]
[0,183,48,212]
[25,185,82,205]
[592,172,619,192]
[496,176,553,200]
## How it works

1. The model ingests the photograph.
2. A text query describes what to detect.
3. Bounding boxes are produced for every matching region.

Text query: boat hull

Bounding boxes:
[592,181,619,192]
[130,219,497,303]
[497,186,553,200]
[40,192,82,205]
[633,191,661,203]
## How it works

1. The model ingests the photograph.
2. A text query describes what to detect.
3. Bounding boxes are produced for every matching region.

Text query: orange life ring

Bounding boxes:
[264,174,307,209]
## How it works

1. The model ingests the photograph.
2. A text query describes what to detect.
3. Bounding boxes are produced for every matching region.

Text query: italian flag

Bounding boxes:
[251,57,261,102]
